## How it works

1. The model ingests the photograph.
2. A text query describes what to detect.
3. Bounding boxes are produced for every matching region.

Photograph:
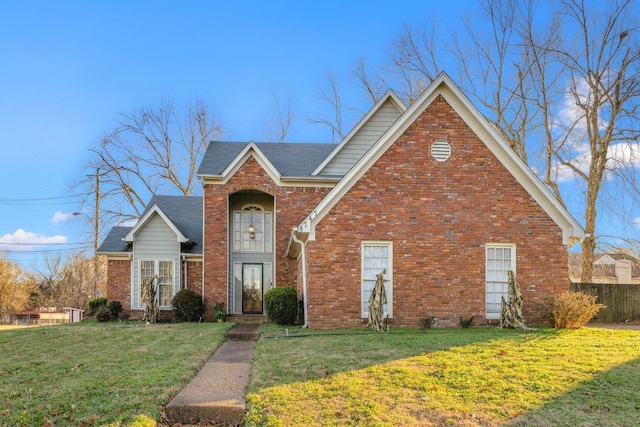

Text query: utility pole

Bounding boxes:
[94,167,100,298]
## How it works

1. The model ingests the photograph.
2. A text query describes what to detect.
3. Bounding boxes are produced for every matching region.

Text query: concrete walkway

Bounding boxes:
[164,324,260,426]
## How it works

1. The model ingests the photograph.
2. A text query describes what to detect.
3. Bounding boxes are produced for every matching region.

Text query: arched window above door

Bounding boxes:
[233,204,273,253]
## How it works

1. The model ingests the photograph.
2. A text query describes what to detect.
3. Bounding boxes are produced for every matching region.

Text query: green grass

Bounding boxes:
[246,325,640,426]
[0,320,232,426]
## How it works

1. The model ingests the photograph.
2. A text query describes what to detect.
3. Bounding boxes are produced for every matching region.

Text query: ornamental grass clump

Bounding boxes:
[546,291,605,329]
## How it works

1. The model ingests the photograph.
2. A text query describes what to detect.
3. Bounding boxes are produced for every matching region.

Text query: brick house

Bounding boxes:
[98,74,585,328]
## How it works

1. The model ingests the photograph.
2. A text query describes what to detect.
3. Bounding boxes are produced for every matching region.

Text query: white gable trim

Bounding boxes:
[198,142,338,188]
[299,73,585,245]
[124,205,188,243]
[311,90,406,176]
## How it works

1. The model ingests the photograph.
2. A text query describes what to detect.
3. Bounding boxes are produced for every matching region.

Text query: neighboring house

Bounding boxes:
[98,73,585,328]
[569,252,640,284]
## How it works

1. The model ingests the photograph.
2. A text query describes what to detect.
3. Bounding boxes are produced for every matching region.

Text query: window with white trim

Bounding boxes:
[361,242,393,317]
[233,205,272,253]
[485,244,516,319]
[139,259,175,309]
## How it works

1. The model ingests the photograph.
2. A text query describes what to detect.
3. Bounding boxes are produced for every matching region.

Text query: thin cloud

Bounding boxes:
[117,219,138,227]
[51,211,77,224]
[0,229,67,251]
[553,142,640,183]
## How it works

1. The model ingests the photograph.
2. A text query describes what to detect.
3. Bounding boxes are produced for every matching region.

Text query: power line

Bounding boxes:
[0,242,91,246]
[0,193,90,202]
[0,193,92,206]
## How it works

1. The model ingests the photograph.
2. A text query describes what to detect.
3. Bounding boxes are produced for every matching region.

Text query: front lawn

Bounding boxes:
[246,325,640,426]
[0,321,231,426]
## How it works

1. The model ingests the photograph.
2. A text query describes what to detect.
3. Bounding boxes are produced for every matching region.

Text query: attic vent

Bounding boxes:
[431,140,451,162]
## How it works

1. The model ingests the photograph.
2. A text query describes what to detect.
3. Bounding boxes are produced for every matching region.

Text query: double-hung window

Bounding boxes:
[485,244,516,319]
[361,241,393,317]
[139,260,174,308]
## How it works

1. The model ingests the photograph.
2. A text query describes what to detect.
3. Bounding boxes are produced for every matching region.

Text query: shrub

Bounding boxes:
[95,305,111,322]
[171,289,204,322]
[545,291,605,329]
[88,297,108,316]
[108,300,123,319]
[214,302,226,322]
[264,287,298,325]
[421,316,436,330]
[459,316,475,328]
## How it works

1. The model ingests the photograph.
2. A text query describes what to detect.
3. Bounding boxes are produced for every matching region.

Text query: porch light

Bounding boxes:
[248,189,256,239]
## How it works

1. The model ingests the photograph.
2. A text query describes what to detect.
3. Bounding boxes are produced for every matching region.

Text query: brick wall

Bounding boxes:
[105,259,132,316]
[202,157,331,319]
[185,261,203,295]
[106,258,204,320]
[305,95,568,329]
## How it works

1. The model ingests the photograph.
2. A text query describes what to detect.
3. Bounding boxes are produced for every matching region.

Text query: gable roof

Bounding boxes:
[98,226,133,254]
[197,141,338,180]
[296,72,585,245]
[97,196,203,255]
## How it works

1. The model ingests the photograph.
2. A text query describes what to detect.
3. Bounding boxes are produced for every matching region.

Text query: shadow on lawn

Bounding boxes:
[509,355,640,427]
[251,325,556,390]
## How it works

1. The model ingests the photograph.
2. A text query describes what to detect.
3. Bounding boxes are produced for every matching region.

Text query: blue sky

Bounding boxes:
[0,1,636,268]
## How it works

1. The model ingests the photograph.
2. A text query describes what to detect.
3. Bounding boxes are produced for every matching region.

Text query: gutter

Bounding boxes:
[291,229,309,329]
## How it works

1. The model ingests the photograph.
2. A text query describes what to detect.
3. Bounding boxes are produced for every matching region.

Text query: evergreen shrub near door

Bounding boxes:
[171,289,204,322]
[264,287,298,325]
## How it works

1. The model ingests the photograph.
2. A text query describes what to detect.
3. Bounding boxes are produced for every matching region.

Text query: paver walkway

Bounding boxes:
[164,324,260,425]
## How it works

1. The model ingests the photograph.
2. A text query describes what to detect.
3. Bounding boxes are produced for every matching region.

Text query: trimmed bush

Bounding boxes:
[88,297,108,316]
[171,289,204,322]
[108,300,123,319]
[95,305,111,322]
[545,291,605,329]
[264,287,298,325]
[458,316,475,328]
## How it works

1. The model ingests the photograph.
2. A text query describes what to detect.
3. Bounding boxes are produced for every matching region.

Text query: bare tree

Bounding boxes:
[308,70,347,143]
[77,97,222,226]
[548,0,640,282]
[352,0,640,283]
[265,93,294,143]
[27,253,105,310]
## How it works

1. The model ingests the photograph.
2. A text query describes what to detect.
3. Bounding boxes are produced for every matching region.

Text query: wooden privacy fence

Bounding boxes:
[570,283,640,323]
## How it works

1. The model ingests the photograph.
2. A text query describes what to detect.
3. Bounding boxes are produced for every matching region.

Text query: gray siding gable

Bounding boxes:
[97,196,203,255]
[316,97,404,176]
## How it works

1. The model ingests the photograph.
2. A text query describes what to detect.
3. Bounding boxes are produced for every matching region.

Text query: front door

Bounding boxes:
[242,263,263,313]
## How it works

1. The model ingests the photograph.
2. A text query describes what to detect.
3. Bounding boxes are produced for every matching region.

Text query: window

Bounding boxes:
[139,260,174,309]
[233,205,272,253]
[361,242,393,317]
[485,244,516,319]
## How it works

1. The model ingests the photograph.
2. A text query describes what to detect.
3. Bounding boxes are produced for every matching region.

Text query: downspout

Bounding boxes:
[291,229,309,329]
[182,256,187,290]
